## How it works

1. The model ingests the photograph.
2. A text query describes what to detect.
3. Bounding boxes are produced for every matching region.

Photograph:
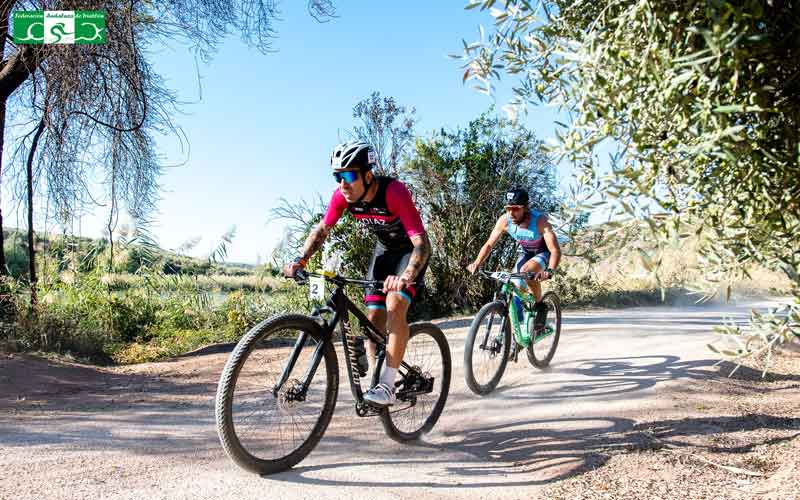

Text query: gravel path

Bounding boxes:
[1,300,797,500]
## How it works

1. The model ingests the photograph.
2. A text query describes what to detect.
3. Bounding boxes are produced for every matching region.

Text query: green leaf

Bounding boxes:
[672,48,713,64]
[671,71,695,86]
[714,104,745,113]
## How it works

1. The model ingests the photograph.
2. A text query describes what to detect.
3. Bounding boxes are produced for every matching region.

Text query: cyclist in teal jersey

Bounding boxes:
[467,188,562,329]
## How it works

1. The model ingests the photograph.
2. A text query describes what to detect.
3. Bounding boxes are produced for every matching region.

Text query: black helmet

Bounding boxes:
[504,188,529,206]
[330,141,377,171]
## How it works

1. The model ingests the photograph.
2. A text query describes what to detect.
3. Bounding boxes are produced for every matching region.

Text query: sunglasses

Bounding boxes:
[333,170,360,184]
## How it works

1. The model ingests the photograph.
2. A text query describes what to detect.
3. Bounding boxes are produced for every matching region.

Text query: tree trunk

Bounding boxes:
[0,98,6,276]
[0,6,8,276]
[26,118,46,307]
[107,136,119,273]
[0,5,13,276]
[0,10,44,275]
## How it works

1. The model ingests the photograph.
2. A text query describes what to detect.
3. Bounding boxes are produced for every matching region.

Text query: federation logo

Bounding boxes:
[12,10,106,45]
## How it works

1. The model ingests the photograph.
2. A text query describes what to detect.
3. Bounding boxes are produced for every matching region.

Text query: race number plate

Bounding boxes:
[309,276,325,300]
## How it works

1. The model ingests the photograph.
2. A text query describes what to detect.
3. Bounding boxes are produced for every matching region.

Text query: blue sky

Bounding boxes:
[3,1,569,264]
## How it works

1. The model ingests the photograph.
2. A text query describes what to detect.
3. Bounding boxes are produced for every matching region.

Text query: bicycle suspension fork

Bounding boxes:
[272,330,327,399]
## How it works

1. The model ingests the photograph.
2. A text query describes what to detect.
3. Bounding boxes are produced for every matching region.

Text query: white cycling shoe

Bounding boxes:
[364,382,396,407]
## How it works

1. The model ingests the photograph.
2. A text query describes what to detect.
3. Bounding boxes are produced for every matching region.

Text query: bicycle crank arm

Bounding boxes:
[354,401,384,417]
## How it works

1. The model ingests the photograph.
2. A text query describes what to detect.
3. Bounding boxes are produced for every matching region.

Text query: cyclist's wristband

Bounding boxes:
[294,256,308,268]
[545,267,556,275]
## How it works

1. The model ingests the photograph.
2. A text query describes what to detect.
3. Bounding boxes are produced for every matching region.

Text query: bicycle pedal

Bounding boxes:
[364,400,392,412]
[355,402,383,417]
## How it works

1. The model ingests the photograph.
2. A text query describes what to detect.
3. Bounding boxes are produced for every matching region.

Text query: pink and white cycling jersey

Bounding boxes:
[323,177,425,251]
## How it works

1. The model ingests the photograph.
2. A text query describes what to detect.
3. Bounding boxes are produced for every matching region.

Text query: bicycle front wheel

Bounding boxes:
[381,322,451,442]
[526,291,562,369]
[464,300,511,395]
[215,314,339,475]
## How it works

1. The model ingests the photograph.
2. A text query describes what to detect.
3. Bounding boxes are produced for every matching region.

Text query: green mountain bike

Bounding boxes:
[464,270,562,395]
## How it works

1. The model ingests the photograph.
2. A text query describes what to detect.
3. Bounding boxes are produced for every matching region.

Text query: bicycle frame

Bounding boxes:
[272,278,423,415]
[485,271,554,349]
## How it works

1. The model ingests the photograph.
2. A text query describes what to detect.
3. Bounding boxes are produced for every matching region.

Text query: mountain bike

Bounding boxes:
[464,270,561,395]
[215,270,452,475]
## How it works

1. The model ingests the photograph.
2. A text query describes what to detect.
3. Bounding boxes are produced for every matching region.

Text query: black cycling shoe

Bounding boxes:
[533,301,548,332]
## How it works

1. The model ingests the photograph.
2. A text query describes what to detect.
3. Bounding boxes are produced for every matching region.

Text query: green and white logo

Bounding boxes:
[12,10,106,45]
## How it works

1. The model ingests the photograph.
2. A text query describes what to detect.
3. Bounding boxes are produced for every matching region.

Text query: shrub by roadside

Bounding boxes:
[1,272,310,364]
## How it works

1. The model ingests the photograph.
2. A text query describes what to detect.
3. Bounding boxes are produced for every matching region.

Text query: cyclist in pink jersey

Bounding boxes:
[284,141,431,407]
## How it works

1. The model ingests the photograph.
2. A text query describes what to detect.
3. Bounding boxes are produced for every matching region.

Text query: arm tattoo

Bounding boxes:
[402,233,432,281]
[302,224,330,260]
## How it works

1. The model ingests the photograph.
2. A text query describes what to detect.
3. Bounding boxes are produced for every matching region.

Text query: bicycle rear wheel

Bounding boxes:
[464,300,511,395]
[526,291,562,369]
[215,314,339,475]
[381,322,451,442]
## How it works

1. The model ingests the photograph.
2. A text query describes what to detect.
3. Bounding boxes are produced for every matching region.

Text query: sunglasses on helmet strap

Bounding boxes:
[333,170,360,184]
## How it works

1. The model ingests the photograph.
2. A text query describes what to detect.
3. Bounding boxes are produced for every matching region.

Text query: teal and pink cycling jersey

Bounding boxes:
[506,211,548,255]
[323,177,426,253]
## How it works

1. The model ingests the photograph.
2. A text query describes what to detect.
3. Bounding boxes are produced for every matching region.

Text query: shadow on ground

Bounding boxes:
[270,412,799,488]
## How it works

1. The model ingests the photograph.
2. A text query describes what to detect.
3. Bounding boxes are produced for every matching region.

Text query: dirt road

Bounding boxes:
[1,301,798,499]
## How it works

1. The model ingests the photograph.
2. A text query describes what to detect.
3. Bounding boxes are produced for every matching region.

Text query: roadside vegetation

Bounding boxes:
[0,2,796,371]
[0,210,788,366]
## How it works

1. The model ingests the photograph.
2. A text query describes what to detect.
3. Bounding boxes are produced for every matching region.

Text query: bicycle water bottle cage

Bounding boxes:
[351,336,369,377]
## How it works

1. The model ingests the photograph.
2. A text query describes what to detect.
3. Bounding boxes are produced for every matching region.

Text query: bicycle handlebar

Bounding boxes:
[478,269,545,282]
[293,269,415,289]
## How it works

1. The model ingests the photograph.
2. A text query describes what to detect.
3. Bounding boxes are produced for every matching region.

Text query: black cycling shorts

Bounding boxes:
[364,244,427,309]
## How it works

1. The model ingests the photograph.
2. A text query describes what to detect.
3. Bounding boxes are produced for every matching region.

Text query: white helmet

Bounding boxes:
[330,141,378,171]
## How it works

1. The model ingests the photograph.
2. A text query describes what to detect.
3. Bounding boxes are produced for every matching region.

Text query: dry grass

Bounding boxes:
[582,237,793,303]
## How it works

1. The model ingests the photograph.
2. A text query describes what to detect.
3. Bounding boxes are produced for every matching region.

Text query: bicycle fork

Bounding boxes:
[272,331,326,401]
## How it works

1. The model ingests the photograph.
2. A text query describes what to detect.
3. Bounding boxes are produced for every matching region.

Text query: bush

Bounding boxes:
[404,111,560,315]
[550,270,607,307]
[2,263,317,364]
[3,232,29,278]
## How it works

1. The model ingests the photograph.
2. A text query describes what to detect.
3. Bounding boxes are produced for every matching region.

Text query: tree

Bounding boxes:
[352,91,417,177]
[270,193,374,282]
[0,0,337,276]
[459,0,799,365]
[404,111,559,315]
[24,116,44,305]
[273,92,419,280]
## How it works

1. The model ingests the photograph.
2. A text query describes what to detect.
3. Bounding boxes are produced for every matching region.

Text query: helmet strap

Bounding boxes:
[354,169,374,203]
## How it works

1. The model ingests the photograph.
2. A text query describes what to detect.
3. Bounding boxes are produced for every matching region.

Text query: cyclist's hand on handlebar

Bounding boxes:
[383,274,409,293]
[466,262,479,275]
[283,260,304,279]
[534,270,552,281]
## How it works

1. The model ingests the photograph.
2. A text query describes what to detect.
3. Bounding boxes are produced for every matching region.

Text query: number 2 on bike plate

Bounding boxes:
[309,276,325,300]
